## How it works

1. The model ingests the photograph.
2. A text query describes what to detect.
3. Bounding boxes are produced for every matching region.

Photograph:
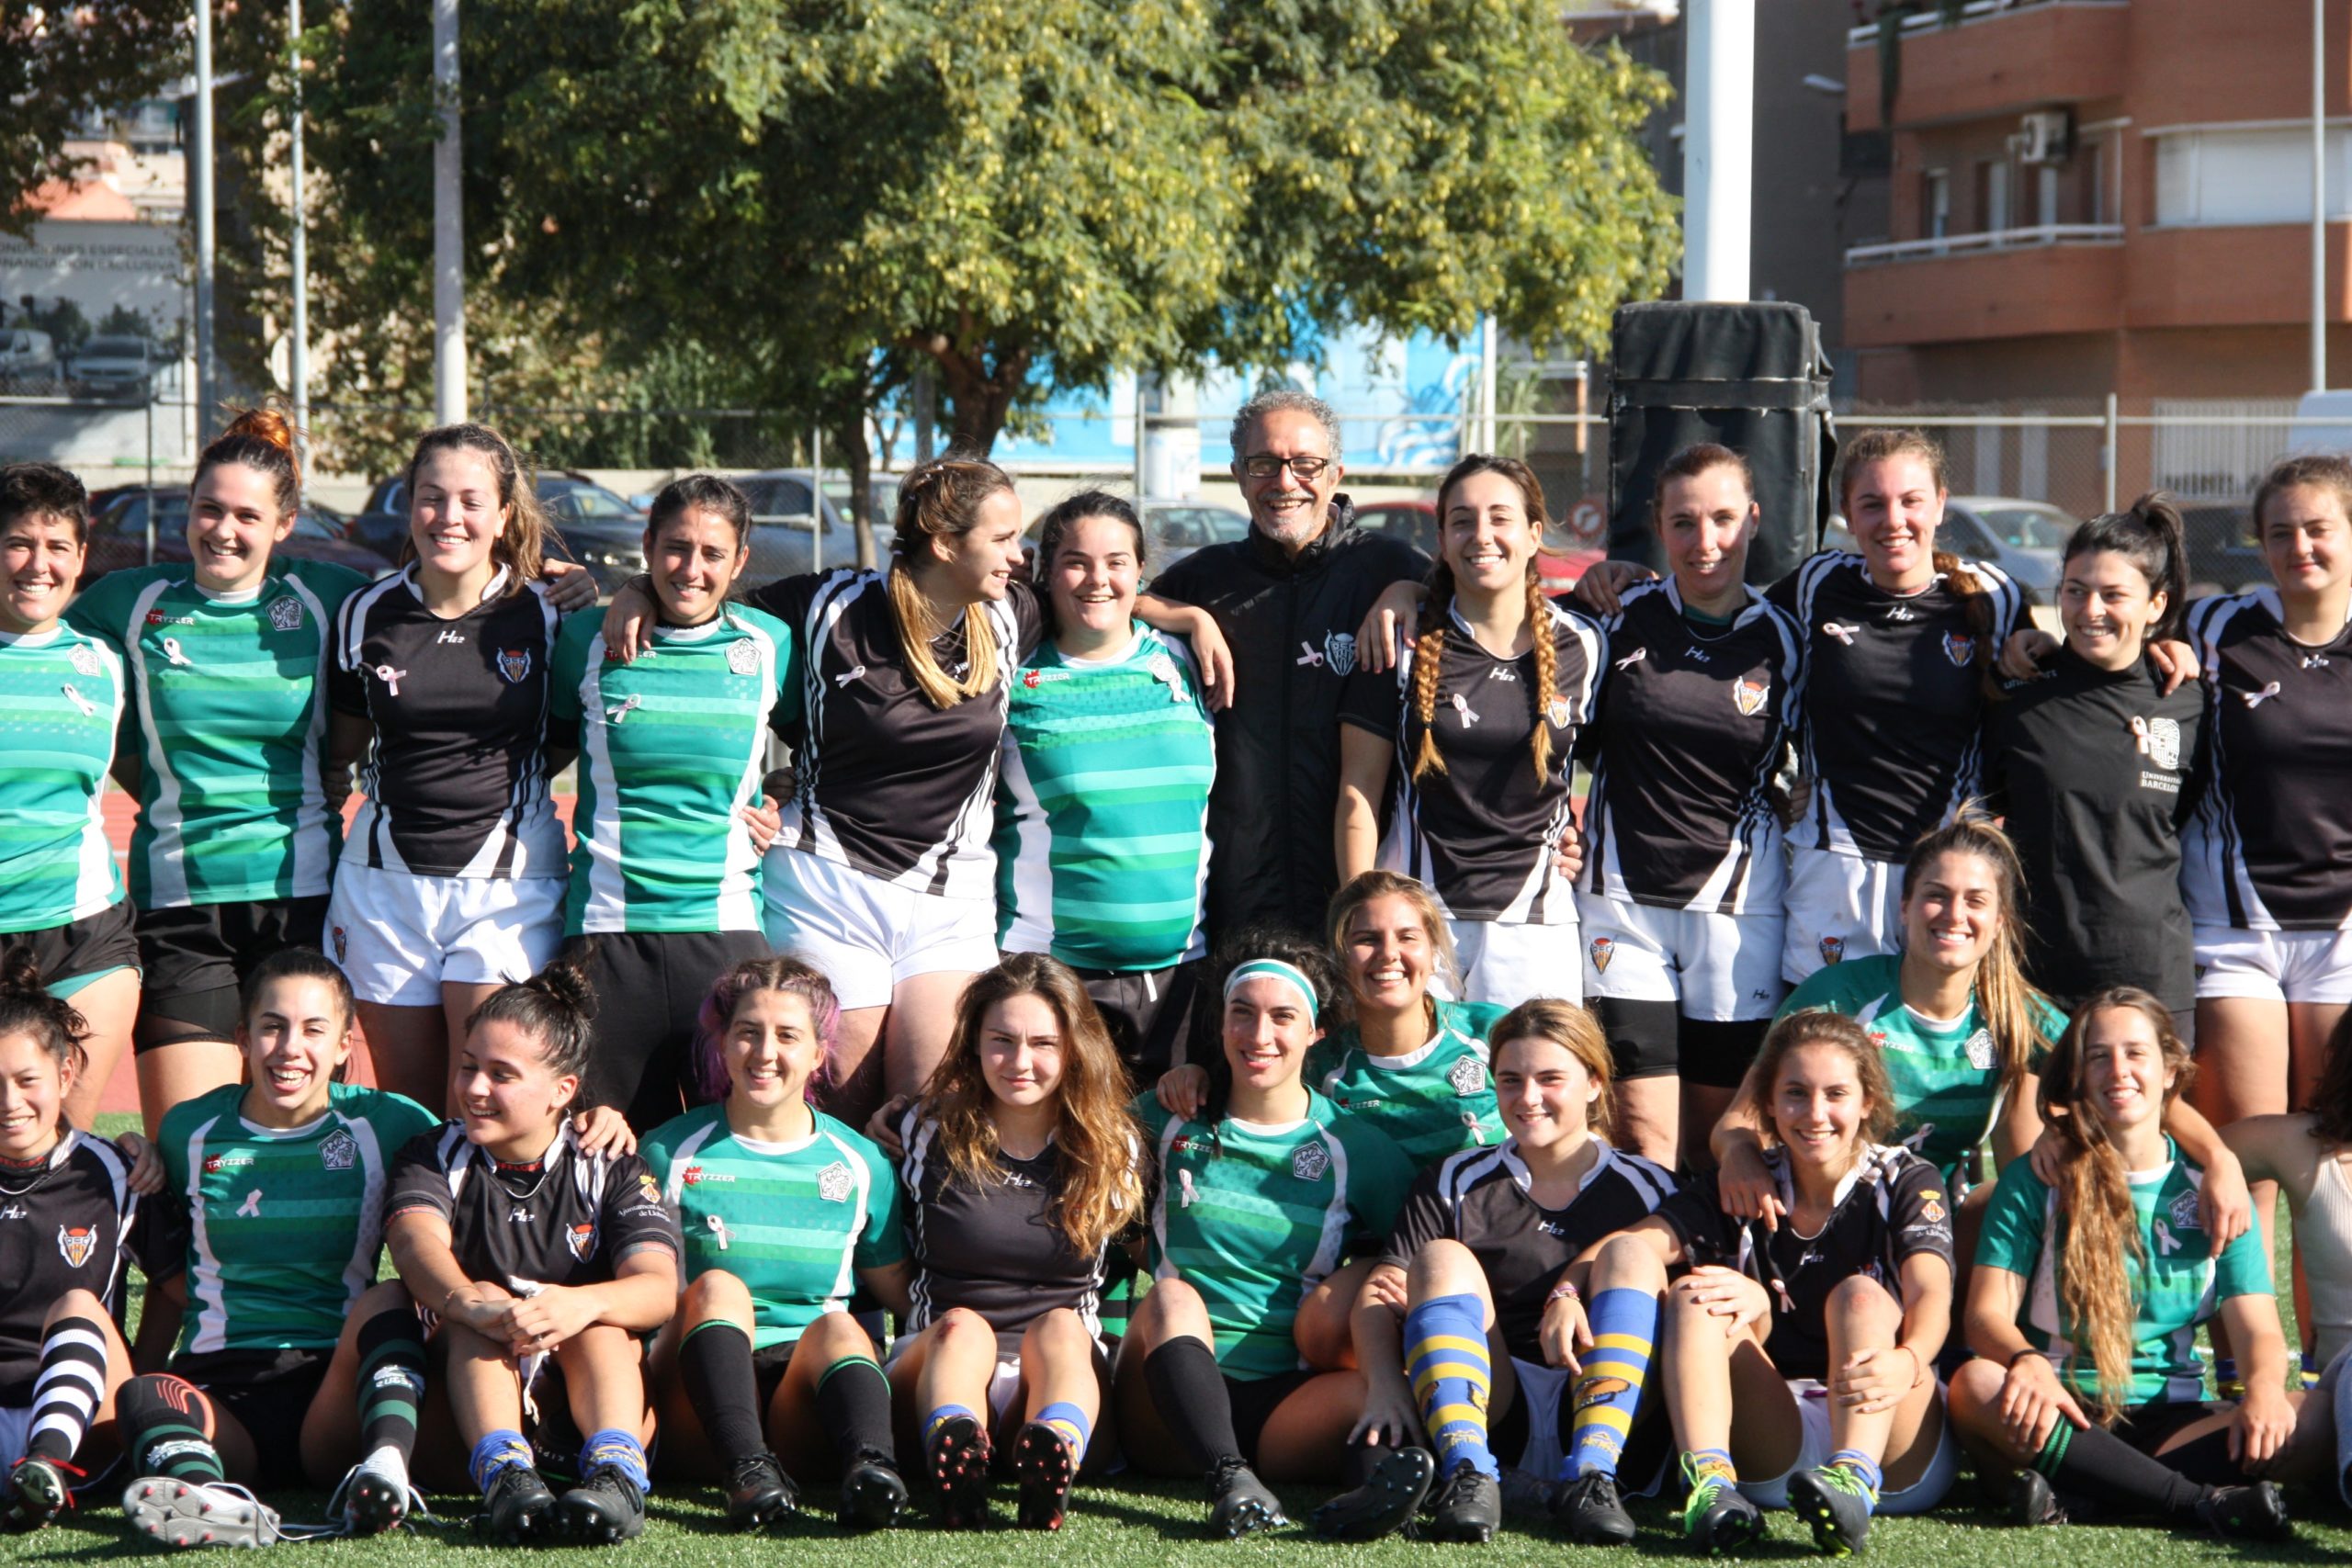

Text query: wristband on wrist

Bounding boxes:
[2007,1345,2050,1370]
[1547,1279,1581,1304]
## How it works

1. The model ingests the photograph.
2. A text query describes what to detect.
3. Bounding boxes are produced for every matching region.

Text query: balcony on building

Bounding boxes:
[1846,0,2130,134]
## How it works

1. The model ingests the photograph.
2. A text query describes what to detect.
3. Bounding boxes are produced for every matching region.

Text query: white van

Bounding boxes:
[0,329,58,389]
[2288,389,2352,456]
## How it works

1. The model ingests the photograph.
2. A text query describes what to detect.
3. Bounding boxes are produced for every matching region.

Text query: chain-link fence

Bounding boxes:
[6,391,2343,592]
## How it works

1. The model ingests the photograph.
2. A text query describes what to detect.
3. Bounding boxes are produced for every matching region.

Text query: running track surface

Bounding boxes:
[93,793,579,1115]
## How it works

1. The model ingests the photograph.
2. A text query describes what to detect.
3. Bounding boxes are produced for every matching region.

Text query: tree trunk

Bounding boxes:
[837,405,877,569]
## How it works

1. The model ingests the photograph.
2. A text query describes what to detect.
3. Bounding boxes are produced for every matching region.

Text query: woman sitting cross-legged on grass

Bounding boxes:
[639,957,912,1533]
[1328,999,1677,1546]
[1118,931,1418,1538]
[1598,1010,1958,1556]
[885,953,1148,1532]
[1949,987,2297,1539]
[385,962,683,1547]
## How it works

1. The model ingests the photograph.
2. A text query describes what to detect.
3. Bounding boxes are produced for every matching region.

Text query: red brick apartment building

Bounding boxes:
[1845,0,2352,412]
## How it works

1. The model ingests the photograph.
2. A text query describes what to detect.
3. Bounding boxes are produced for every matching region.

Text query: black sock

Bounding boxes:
[813,1354,895,1469]
[2047,1423,2207,1521]
[354,1304,428,1467]
[1143,1337,1241,1472]
[25,1315,107,1464]
[118,1374,226,1484]
[679,1323,767,1464]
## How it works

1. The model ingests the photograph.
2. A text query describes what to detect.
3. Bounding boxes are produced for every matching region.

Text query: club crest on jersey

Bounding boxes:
[267,596,304,632]
[1322,631,1357,677]
[1588,936,1615,973]
[69,644,103,678]
[1917,1192,1948,1226]
[565,1223,598,1261]
[319,1128,358,1171]
[1818,935,1846,965]
[727,639,759,676]
[2132,715,2182,772]
[497,648,533,684]
[57,1224,96,1267]
[331,925,348,964]
[1448,1056,1487,1098]
[817,1161,855,1203]
[1291,1143,1330,1182]
[1962,1029,1996,1072]
[2169,1190,2203,1234]
[1732,678,1769,716]
[1941,633,1976,667]
[638,1174,662,1206]
[1546,696,1572,728]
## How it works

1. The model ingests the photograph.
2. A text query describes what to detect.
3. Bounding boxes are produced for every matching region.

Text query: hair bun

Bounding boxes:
[220,406,298,457]
[0,943,43,997]
[531,957,599,1024]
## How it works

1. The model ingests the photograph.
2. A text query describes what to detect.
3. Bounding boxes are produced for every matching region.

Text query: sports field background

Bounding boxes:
[37,1108,2350,1563]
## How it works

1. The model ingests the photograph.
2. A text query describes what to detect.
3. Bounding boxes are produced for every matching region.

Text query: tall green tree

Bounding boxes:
[1,2,185,235]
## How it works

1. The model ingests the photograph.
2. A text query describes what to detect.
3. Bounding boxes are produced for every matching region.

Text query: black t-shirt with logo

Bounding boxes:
[1983,646,2204,1010]
[0,1132,165,1404]
[386,1122,681,1291]
[1380,1140,1675,1362]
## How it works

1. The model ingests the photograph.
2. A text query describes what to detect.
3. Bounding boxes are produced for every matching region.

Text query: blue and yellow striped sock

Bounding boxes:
[1034,1401,1091,1465]
[925,1403,981,1446]
[1687,1447,1737,1487]
[469,1429,534,1495]
[1406,1293,1498,1479]
[580,1428,650,1493]
[1566,1286,1658,1480]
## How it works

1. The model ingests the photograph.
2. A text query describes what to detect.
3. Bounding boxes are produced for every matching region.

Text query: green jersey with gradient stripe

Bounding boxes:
[1975,1146,2273,1404]
[550,605,798,934]
[1778,954,2066,1183]
[0,624,127,931]
[640,1104,904,1349]
[158,1081,438,1357]
[994,625,1216,971]
[1136,1089,1412,1379]
[1314,999,1508,1168]
[67,563,366,907]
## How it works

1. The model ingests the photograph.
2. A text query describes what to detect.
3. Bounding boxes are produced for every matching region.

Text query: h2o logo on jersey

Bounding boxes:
[1291,1143,1330,1181]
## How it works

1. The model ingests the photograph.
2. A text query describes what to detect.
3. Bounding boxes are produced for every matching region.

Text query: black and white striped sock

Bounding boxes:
[25,1315,107,1464]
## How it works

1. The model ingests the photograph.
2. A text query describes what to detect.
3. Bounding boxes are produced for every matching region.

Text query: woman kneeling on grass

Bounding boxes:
[1333,999,1677,1545]
[1118,931,1419,1537]
[386,962,682,1546]
[1949,987,2295,1538]
[886,953,1144,1531]
[641,957,911,1532]
[1598,1011,1957,1556]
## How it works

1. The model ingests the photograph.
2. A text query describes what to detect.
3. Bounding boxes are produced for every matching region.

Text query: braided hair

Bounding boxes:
[1409,455,1558,784]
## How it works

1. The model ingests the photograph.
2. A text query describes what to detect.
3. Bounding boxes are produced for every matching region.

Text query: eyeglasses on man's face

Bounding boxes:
[1237,454,1334,481]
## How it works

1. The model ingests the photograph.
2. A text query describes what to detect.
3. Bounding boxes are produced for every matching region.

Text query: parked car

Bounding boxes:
[2179,501,2268,598]
[77,488,390,592]
[1928,496,2072,605]
[1137,499,1248,571]
[1352,497,1440,556]
[66,335,153,400]
[0,328,60,392]
[351,468,649,590]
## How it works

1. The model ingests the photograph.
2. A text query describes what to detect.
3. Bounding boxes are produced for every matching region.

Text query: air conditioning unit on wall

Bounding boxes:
[2011,109,2075,164]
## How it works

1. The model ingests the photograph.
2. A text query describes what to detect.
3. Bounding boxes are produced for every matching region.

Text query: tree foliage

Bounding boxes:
[2,1,187,235]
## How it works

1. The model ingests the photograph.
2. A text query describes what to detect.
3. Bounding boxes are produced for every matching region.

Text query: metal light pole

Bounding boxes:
[288,0,310,492]
[2314,0,2329,392]
[432,0,467,424]
[192,0,217,441]
[1683,0,1755,302]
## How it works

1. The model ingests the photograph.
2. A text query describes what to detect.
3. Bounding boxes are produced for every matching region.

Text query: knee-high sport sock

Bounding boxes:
[1405,1293,1497,1479]
[2034,1416,2205,1521]
[816,1356,897,1468]
[1566,1287,1658,1480]
[580,1429,650,1493]
[1142,1337,1243,1471]
[354,1305,428,1471]
[469,1431,535,1495]
[117,1375,225,1485]
[1032,1401,1092,1467]
[24,1315,107,1465]
[679,1322,767,1464]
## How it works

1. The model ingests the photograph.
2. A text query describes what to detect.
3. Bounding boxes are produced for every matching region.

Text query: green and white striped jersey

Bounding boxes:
[1975,1145,2274,1405]
[67,562,366,907]
[1136,1089,1412,1380]
[639,1104,904,1349]
[156,1081,438,1357]
[0,623,127,931]
[994,626,1216,972]
[550,605,798,935]
[1313,999,1509,1168]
